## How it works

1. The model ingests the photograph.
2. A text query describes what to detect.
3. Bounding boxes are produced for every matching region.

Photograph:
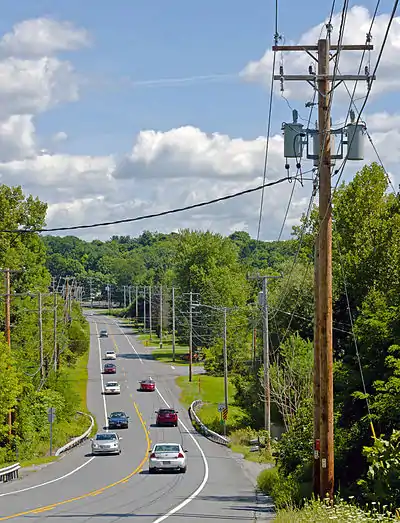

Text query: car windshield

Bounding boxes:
[106,351,114,354]
[143,379,154,384]
[105,364,114,367]
[110,412,125,418]
[96,433,117,441]
[154,445,180,453]
[106,382,118,387]
[159,409,175,414]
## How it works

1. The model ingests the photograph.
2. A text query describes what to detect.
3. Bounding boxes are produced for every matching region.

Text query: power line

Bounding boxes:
[256,0,279,241]
[0,176,296,234]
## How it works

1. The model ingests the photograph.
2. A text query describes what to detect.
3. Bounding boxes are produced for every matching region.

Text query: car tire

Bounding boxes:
[174,422,178,427]
[149,468,156,474]
[180,467,187,474]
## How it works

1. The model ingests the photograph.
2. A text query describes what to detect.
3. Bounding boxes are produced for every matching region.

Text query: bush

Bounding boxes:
[257,467,301,509]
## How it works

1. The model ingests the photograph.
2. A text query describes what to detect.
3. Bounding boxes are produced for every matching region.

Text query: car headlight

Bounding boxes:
[92,443,99,448]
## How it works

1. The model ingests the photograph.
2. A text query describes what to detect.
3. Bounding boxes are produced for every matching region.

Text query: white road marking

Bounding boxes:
[0,457,95,498]
[117,320,209,523]
[113,321,143,364]
[170,366,175,370]
[152,387,209,523]
[95,323,109,428]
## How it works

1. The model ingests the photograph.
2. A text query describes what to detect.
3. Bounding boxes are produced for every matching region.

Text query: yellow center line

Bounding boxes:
[0,403,151,521]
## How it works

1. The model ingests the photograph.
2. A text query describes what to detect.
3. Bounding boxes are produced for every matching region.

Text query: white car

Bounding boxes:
[104,350,117,360]
[91,432,121,455]
[104,381,121,394]
[149,443,187,473]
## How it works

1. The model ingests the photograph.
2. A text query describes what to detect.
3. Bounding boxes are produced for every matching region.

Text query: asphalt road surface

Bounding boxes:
[0,313,274,522]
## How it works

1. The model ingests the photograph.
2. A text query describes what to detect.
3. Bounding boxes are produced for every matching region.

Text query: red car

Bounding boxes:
[103,363,116,374]
[139,378,156,392]
[156,408,178,427]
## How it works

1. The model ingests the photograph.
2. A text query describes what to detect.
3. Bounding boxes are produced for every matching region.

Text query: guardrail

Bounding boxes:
[55,411,94,457]
[0,463,20,483]
[189,400,229,446]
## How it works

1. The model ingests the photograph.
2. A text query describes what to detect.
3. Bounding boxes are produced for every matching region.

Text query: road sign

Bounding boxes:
[222,407,228,421]
[47,407,56,423]
[218,403,225,413]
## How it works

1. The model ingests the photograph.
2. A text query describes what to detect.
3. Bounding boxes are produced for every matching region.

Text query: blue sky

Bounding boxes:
[0,1,398,240]
[0,0,384,156]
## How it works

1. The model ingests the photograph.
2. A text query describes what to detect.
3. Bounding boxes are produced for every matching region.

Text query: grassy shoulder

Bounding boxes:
[138,332,202,366]
[175,374,273,464]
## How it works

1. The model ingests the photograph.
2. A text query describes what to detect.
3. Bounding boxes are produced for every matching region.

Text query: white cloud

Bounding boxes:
[0,115,35,161]
[52,131,68,143]
[113,126,285,181]
[241,6,400,103]
[0,18,90,57]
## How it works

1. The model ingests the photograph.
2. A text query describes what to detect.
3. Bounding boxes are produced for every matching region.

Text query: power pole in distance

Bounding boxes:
[159,285,163,349]
[123,285,127,309]
[189,291,193,382]
[172,287,176,362]
[38,292,44,379]
[53,291,58,372]
[143,286,146,333]
[274,37,374,499]
[149,285,152,340]
[135,286,139,321]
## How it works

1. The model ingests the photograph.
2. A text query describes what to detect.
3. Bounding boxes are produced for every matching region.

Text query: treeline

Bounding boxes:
[0,186,90,466]
[43,163,400,509]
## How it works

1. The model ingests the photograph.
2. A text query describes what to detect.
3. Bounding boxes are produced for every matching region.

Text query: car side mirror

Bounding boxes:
[155,411,158,413]
[119,437,123,440]
[184,449,188,453]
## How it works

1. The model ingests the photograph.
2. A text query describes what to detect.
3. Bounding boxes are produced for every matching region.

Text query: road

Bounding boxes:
[0,314,274,521]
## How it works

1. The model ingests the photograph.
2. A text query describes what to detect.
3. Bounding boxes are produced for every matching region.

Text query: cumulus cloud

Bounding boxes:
[241,6,400,102]
[113,126,285,181]
[52,131,68,143]
[0,18,90,57]
[0,115,35,161]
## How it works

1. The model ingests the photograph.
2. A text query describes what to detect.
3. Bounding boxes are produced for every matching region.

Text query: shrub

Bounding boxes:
[257,467,301,509]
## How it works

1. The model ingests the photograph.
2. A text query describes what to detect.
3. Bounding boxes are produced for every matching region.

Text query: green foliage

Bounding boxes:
[275,497,396,522]
[257,467,301,509]
[358,430,400,507]
[0,184,91,466]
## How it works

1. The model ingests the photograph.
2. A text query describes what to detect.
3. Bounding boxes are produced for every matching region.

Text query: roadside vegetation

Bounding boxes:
[42,162,400,514]
[0,185,91,467]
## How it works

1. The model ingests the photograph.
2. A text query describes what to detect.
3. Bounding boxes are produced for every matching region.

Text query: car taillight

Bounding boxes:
[150,453,155,458]
[178,452,184,458]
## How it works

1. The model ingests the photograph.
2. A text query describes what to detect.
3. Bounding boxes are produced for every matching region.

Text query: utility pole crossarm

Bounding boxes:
[274,74,376,81]
[272,44,373,51]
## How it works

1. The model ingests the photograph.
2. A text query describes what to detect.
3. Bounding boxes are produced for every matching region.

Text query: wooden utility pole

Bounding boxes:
[38,292,44,379]
[143,286,146,332]
[317,37,334,500]
[313,237,321,496]
[172,287,176,362]
[189,291,193,382]
[273,38,374,500]
[261,276,271,437]
[159,285,163,348]
[53,291,58,372]
[4,269,11,435]
[149,286,152,340]
[135,286,139,320]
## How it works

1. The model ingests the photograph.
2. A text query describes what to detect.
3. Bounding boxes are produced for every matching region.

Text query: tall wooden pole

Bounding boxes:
[172,287,176,362]
[318,37,334,500]
[5,269,12,435]
[313,237,321,496]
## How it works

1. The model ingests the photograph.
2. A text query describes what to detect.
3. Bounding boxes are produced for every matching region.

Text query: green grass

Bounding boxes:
[274,499,396,522]
[176,374,245,430]
[138,333,202,366]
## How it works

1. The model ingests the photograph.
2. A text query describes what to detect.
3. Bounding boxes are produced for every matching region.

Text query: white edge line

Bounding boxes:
[115,317,210,522]
[0,457,95,498]
[114,321,143,364]
[95,323,108,429]
[152,387,209,523]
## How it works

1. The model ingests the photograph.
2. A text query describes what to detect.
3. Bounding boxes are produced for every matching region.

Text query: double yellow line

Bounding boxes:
[0,328,151,521]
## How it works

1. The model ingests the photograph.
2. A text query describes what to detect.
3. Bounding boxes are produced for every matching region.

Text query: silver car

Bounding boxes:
[91,432,122,455]
[149,443,187,473]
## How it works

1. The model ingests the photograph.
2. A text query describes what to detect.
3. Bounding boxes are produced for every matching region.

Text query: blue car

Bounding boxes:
[108,411,129,429]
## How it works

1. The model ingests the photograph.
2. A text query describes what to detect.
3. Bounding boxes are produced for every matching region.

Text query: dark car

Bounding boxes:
[103,363,116,374]
[139,378,156,392]
[156,408,178,427]
[99,329,108,338]
[108,411,129,429]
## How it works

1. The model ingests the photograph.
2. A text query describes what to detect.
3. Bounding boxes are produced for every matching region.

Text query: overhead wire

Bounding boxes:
[256,0,280,241]
[0,176,296,234]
